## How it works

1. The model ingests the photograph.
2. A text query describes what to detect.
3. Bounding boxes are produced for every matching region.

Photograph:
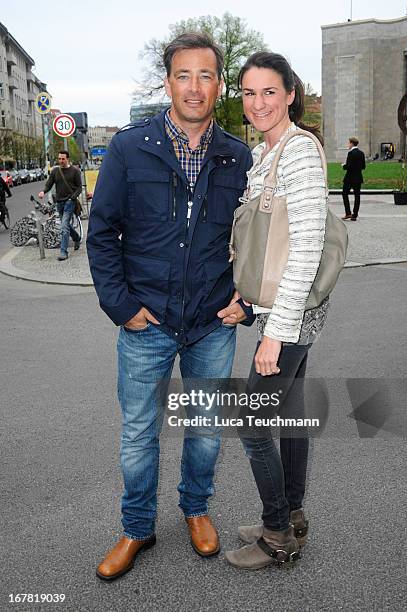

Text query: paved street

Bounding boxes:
[1,250,407,610]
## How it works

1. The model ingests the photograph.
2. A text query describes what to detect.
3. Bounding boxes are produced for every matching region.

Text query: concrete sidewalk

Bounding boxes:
[0,218,93,286]
[0,195,406,285]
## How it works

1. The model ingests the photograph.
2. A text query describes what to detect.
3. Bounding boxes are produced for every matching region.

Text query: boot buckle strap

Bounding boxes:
[256,537,300,563]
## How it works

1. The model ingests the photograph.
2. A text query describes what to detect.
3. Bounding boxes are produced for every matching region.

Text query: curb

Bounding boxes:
[329,189,395,195]
[344,258,407,269]
[0,247,94,287]
[1,247,407,287]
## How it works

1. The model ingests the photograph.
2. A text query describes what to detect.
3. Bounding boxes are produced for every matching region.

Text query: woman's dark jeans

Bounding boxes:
[239,342,311,531]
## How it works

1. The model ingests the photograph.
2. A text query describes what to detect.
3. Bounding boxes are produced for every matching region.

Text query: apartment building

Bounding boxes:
[88,125,119,149]
[0,22,50,143]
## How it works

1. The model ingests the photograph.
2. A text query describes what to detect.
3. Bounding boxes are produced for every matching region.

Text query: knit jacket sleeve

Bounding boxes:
[263,135,327,343]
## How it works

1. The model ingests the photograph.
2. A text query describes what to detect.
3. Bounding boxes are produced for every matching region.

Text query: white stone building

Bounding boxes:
[88,126,119,149]
[0,22,50,148]
[322,16,407,161]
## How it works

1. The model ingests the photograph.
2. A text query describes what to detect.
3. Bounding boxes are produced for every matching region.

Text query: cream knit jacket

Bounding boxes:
[247,123,328,344]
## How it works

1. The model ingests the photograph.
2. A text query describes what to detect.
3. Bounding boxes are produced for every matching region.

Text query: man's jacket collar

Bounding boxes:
[148,110,236,158]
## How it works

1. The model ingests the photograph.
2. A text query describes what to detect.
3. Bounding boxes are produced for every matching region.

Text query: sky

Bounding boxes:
[2,0,406,127]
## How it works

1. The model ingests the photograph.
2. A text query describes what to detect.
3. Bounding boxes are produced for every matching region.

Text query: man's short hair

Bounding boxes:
[59,150,70,158]
[349,137,359,146]
[163,32,224,80]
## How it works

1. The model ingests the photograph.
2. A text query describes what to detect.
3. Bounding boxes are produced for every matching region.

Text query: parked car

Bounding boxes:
[10,170,22,186]
[18,169,31,184]
[35,168,45,181]
[0,170,13,188]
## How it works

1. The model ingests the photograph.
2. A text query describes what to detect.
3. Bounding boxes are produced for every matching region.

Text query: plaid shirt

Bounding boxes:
[165,110,213,186]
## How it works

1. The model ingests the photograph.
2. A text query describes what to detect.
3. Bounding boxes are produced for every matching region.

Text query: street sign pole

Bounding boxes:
[35,92,51,170]
[41,115,47,167]
[52,115,76,157]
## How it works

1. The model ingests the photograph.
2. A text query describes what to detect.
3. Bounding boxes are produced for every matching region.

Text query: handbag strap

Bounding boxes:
[262,128,329,199]
[58,166,76,199]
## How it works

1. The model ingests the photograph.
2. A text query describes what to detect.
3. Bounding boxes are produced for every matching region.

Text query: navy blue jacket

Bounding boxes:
[87,111,252,345]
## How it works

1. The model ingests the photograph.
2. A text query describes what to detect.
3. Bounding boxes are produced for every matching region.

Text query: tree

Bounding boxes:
[49,135,81,165]
[0,129,13,167]
[135,13,267,134]
[303,82,321,129]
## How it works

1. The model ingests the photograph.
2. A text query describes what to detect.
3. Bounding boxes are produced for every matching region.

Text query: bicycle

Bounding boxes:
[10,195,60,248]
[48,194,83,243]
[10,195,83,249]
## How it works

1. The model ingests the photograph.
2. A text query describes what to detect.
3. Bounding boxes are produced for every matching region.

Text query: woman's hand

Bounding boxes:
[255,337,282,376]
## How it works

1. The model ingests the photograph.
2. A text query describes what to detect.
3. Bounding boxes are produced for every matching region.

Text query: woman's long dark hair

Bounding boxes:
[238,52,323,144]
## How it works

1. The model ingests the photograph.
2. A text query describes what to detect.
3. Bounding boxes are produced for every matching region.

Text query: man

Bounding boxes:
[39,150,82,260]
[342,137,366,221]
[0,175,12,226]
[87,32,253,581]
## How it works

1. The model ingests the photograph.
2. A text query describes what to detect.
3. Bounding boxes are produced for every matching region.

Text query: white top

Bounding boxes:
[247,123,327,344]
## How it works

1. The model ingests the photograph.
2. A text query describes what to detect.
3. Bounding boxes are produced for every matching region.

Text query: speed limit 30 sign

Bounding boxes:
[53,114,76,138]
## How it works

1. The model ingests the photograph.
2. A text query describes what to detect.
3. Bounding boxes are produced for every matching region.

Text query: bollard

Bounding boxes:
[35,215,45,260]
[81,169,89,219]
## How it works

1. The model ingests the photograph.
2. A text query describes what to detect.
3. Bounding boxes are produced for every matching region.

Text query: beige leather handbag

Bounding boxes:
[228,129,348,310]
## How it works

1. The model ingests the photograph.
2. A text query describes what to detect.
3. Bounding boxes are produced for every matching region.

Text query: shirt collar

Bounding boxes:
[165,110,213,147]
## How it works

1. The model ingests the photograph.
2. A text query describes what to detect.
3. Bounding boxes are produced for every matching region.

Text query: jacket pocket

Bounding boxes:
[127,168,171,220]
[200,257,233,323]
[123,254,171,320]
[210,175,246,225]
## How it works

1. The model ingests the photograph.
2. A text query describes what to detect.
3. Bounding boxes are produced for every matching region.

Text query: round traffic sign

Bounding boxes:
[36,92,52,114]
[53,114,76,138]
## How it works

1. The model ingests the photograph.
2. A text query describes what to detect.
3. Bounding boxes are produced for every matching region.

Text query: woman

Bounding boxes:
[225,52,329,569]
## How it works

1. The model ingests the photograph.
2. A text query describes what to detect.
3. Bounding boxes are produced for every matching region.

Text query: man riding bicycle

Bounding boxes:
[0,175,12,227]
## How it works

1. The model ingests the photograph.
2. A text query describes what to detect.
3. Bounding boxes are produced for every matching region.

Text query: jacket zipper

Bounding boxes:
[186,183,193,228]
[172,172,177,221]
[179,183,195,334]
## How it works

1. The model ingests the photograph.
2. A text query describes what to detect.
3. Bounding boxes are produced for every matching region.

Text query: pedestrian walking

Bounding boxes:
[342,137,366,221]
[87,32,253,581]
[39,150,82,260]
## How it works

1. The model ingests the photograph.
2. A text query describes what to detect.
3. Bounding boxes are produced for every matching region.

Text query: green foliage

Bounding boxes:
[0,132,44,168]
[394,163,407,192]
[328,162,404,190]
[136,12,267,134]
[49,135,81,164]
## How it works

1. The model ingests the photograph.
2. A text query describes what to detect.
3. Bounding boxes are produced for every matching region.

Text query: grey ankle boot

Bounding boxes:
[238,509,309,547]
[225,526,300,570]
[289,509,309,547]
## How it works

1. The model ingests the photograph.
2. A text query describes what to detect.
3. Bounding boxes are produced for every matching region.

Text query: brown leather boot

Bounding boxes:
[96,535,156,581]
[185,515,220,557]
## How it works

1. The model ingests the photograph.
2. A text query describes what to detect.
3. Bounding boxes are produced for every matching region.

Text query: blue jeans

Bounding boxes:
[117,323,236,540]
[239,343,311,531]
[56,199,80,255]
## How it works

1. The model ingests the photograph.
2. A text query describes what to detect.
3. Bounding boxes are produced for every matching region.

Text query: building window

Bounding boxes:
[1,110,5,128]
[0,82,3,98]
